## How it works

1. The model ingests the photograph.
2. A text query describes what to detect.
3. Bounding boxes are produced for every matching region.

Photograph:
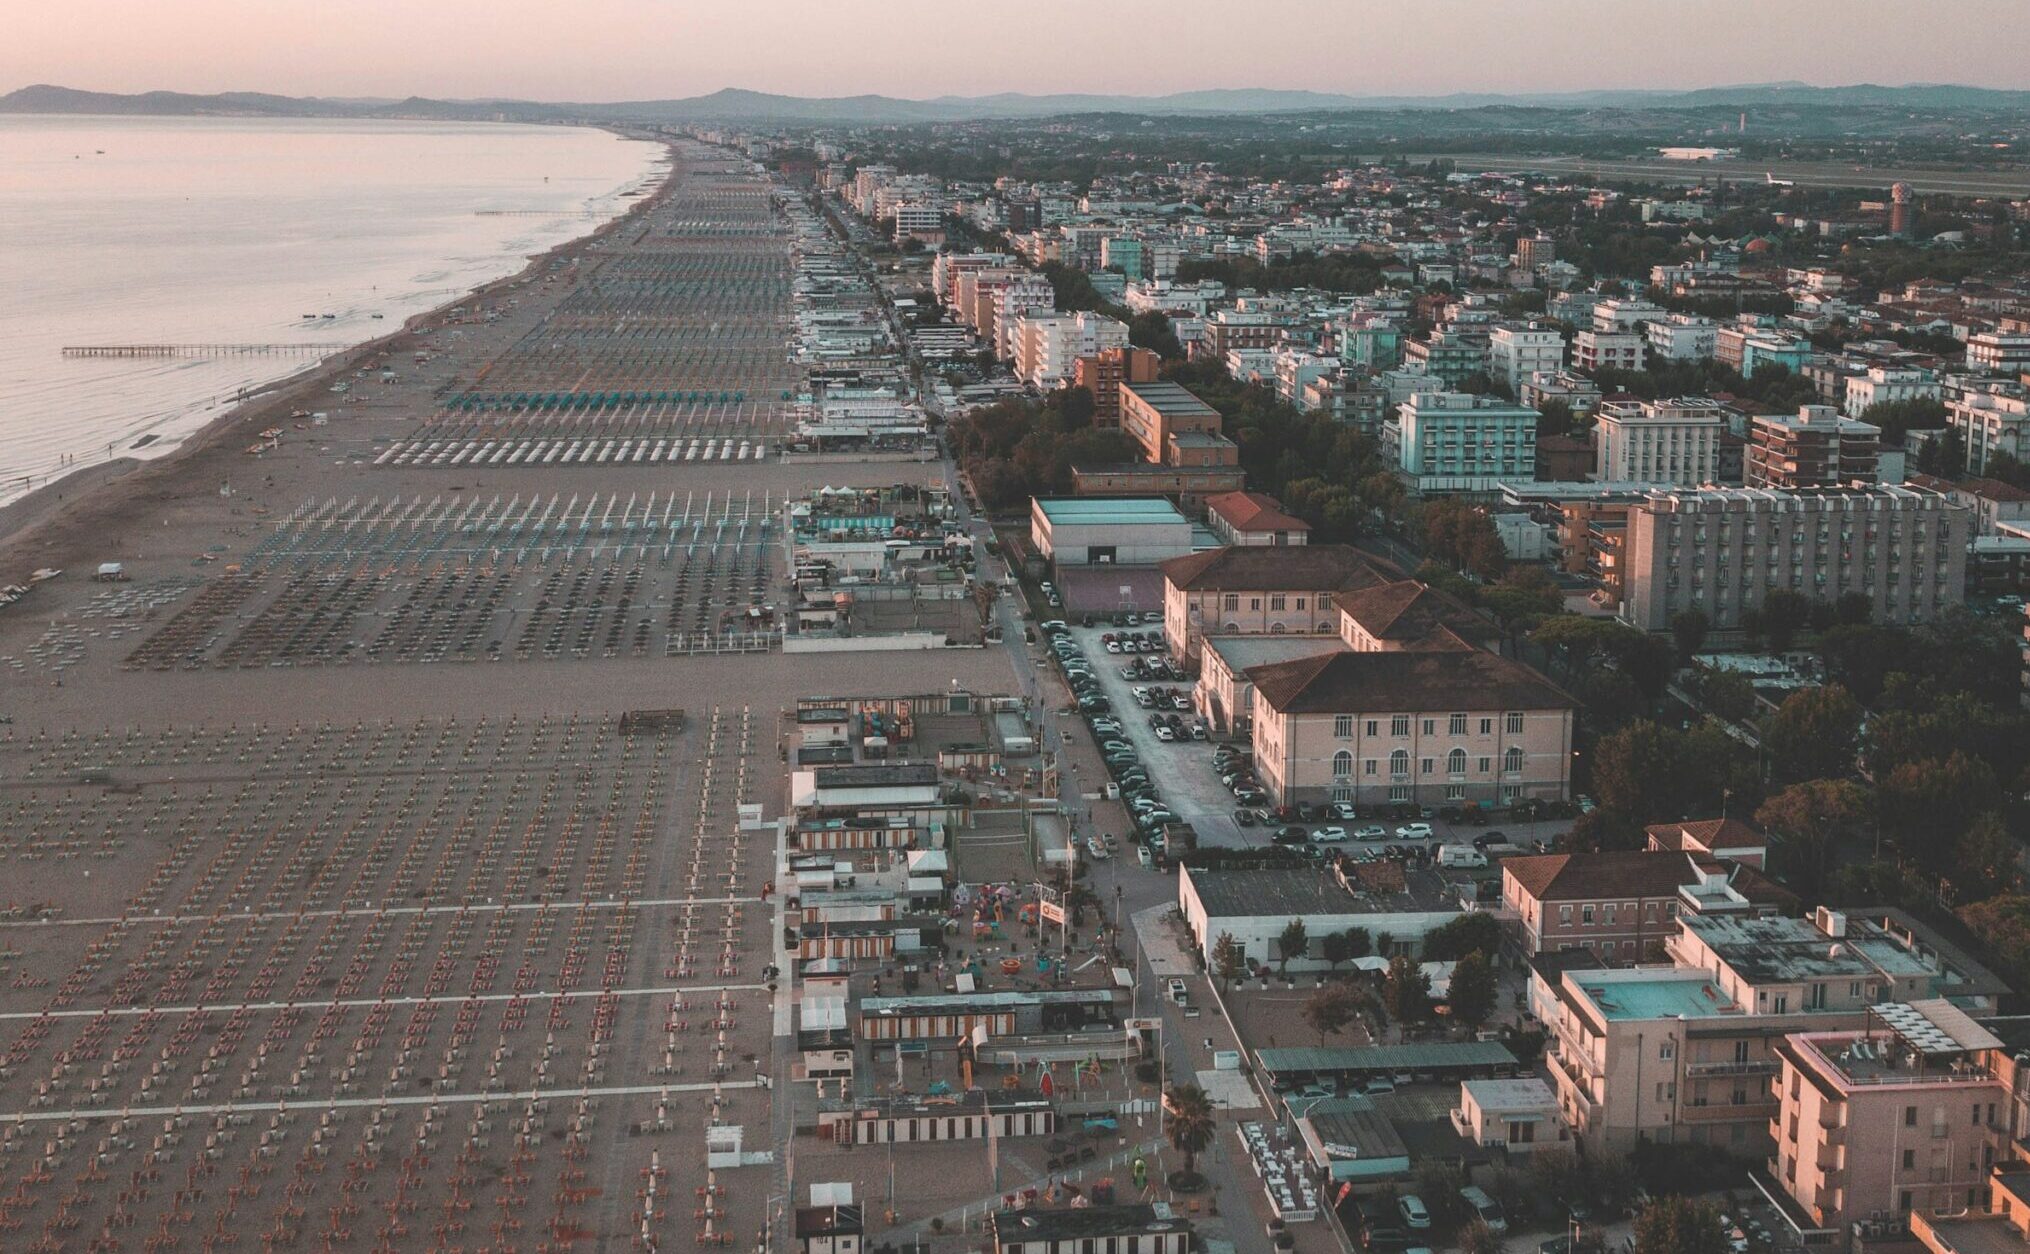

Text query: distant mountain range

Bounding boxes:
[7,81,2030,124]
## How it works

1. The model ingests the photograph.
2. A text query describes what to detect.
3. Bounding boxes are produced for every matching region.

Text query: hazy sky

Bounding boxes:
[8,0,2029,101]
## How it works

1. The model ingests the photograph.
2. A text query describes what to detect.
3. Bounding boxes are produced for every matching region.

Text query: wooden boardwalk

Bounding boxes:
[62,342,352,359]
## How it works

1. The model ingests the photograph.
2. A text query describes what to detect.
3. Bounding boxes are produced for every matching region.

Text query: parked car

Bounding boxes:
[1355,825,1388,841]
[1311,826,1348,843]
[1397,1195,1431,1231]
[1395,823,1434,840]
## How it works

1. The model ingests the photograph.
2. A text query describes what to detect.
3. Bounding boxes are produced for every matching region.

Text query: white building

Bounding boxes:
[1387,392,1540,493]
[1644,313,1719,362]
[1488,324,1568,394]
[1574,330,1645,374]
[1592,298,1668,334]
[1593,397,1724,485]
[1947,383,2030,475]
[1967,330,2030,376]
[1012,312,1128,390]
[1028,497,1195,567]
[1177,864,1465,972]
[1842,366,1938,418]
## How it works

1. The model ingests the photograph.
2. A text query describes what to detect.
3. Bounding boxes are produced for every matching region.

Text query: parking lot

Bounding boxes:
[1043,620,1581,861]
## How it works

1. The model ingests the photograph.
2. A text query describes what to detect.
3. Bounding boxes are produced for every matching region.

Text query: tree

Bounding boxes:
[1956,811,2020,900]
[1163,1083,1216,1177]
[1755,778,1870,897]
[1448,951,1498,1029]
[1631,1195,1727,1254]
[1319,929,1351,971]
[1589,719,1747,829]
[1689,667,1758,724]
[1128,311,1185,361]
[1341,927,1373,961]
[1878,751,2001,868]
[1421,912,1502,962]
[1762,685,1863,784]
[1277,918,1309,975]
[1301,985,1359,1046]
[1760,588,1813,652]
[1212,932,1245,991]
[1670,608,1710,662]
[1384,954,1432,1023]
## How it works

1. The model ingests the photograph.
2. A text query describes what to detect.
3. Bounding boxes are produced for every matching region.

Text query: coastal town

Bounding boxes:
[3,90,2030,1254]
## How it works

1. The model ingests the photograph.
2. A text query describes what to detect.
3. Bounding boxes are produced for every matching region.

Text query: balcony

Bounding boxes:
[1679,1099,1778,1125]
[1684,1059,1778,1080]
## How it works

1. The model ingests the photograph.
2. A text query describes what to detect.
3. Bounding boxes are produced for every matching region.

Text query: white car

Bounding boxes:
[1311,826,1348,843]
[1395,822,1434,840]
[1084,836,1110,860]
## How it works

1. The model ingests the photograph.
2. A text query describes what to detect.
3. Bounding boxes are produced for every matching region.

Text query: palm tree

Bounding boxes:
[1163,1083,1216,1179]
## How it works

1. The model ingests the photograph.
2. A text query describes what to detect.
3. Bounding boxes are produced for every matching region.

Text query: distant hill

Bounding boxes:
[7,80,2030,124]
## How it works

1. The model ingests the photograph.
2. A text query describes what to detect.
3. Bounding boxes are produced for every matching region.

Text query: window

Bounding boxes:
[1445,784,1465,800]
[1364,720,1378,737]
[1363,759,1376,776]
[1269,594,1286,611]
[1559,906,1572,926]
[1659,1041,1675,1060]
[1505,712,1524,734]
[1479,718,1493,735]
[1449,714,1468,735]
[1248,597,1263,611]
[1478,757,1491,773]
[1421,718,1436,735]
[1582,905,1594,925]
[1905,1105,1918,1127]
[1222,594,1238,610]
[1503,747,1525,775]
[1420,758,1433,774]
[1389,749,1410,779]
[1391,715,1410,737]
[1333,715,1354,739]
[1388,784,1409,802]
[1447,748,1467,777]
[1294,597,1307,610]
[1333,751,1353,779]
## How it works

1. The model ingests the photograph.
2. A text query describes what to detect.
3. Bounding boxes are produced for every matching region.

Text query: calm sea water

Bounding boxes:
[0,114,663,505]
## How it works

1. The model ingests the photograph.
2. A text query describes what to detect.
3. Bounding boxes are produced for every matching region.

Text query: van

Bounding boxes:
[1458,1185,1507,1234]
[1435,844,1488,869]
[1167,978,1188,1005]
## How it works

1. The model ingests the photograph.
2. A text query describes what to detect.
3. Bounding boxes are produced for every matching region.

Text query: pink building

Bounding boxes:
[1763,1003,2009,1250]
[1502,850,1790,958]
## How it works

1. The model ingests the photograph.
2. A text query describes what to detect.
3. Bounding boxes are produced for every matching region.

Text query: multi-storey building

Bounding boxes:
[1618,485,1972,632]
[1593,298,1669,334]
[1844,367,1939,418]
[1159,544,1394,663]
[1245,648,1574,808]
[1765,1003,2009,1247]
[1500,849,1789,958]
[1488,324,1568,394]
[1573,330,1645,374]
[1199,308,1287,359]
[1747,405,1883,489]
[1593,397,1725,485]
[1071,346,1160,429]
[1519,371,1604,419]
[1946,382,2030,476]
[1402,330,1488,388]
[1966,329,2030,376]
[1515,234,1558,271]
[1716,324,1813,378]
[1119,380,1226,466]
[1013,312,1128,390]
[1646,313,1720,362]
[1387,392,1540,492]
[1203,491,1311,547]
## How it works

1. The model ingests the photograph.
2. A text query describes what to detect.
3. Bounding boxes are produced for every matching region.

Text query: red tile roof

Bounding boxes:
[1160,544,1400,593]
[1245,649,1572,715]
[1503,849,1790,909]
[1336,580,1496,650]
[1204,491,1312,536]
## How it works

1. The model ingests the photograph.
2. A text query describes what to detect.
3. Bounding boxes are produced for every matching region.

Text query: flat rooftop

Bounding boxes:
[1123,380,1220,417]
[1033,497,1190,527]
[1571,971,1739,1022]
[1205,636,1347,673]
[1187,864,1458,918]
[1461,1077,1557,1111]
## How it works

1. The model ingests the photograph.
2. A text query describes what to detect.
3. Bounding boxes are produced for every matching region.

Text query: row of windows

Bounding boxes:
[1334,713,1528,738]
[1334,747,1526,777]
[1219,592,1333,611]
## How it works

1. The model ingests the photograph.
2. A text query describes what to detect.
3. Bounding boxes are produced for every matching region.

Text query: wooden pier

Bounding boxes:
[62,343,352,359]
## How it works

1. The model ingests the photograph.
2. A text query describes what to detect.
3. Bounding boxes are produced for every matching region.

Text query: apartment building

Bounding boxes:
[1593,298,1669,333]
[1967,329,2030,376]
[1072,346,1160,429]
[1947,382,2030,476]
[1764,1003,2009,1247]
[1387,392,1541,492]
[1200,308,1287,359]
[1519,370,1604,419]
[1245,648,1574,808]
[1515,234,1558,271]
[1646,313,1720,362]
[1594,397,1725,485]
[1747,406,1883,489]
[1159,544,1394,663]
[1488,324,1568,394]
[1574,330,1645,374]
[1716,324,1813,378]
[1013,312,1128,390]
[1844,367,1939,418]
[1402,330,1488,388]
[1618,485,1971,632]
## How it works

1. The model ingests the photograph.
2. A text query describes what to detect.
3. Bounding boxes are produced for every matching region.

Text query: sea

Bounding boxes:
[0,114,665,506]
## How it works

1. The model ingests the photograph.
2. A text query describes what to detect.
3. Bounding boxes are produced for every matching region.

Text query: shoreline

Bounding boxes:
[0,133,678,578]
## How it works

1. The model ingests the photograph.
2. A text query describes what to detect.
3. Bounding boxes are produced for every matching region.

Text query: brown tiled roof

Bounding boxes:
[1336,581,1496,650]
[1204,491,1312,535]
[1160,544,1399,593]
[1244,649,1572,716]
[1503,849,1792,911]
[1645,818,1764,852]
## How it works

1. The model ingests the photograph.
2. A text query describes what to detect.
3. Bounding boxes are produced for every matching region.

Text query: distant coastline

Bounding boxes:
[0,129,676,567]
